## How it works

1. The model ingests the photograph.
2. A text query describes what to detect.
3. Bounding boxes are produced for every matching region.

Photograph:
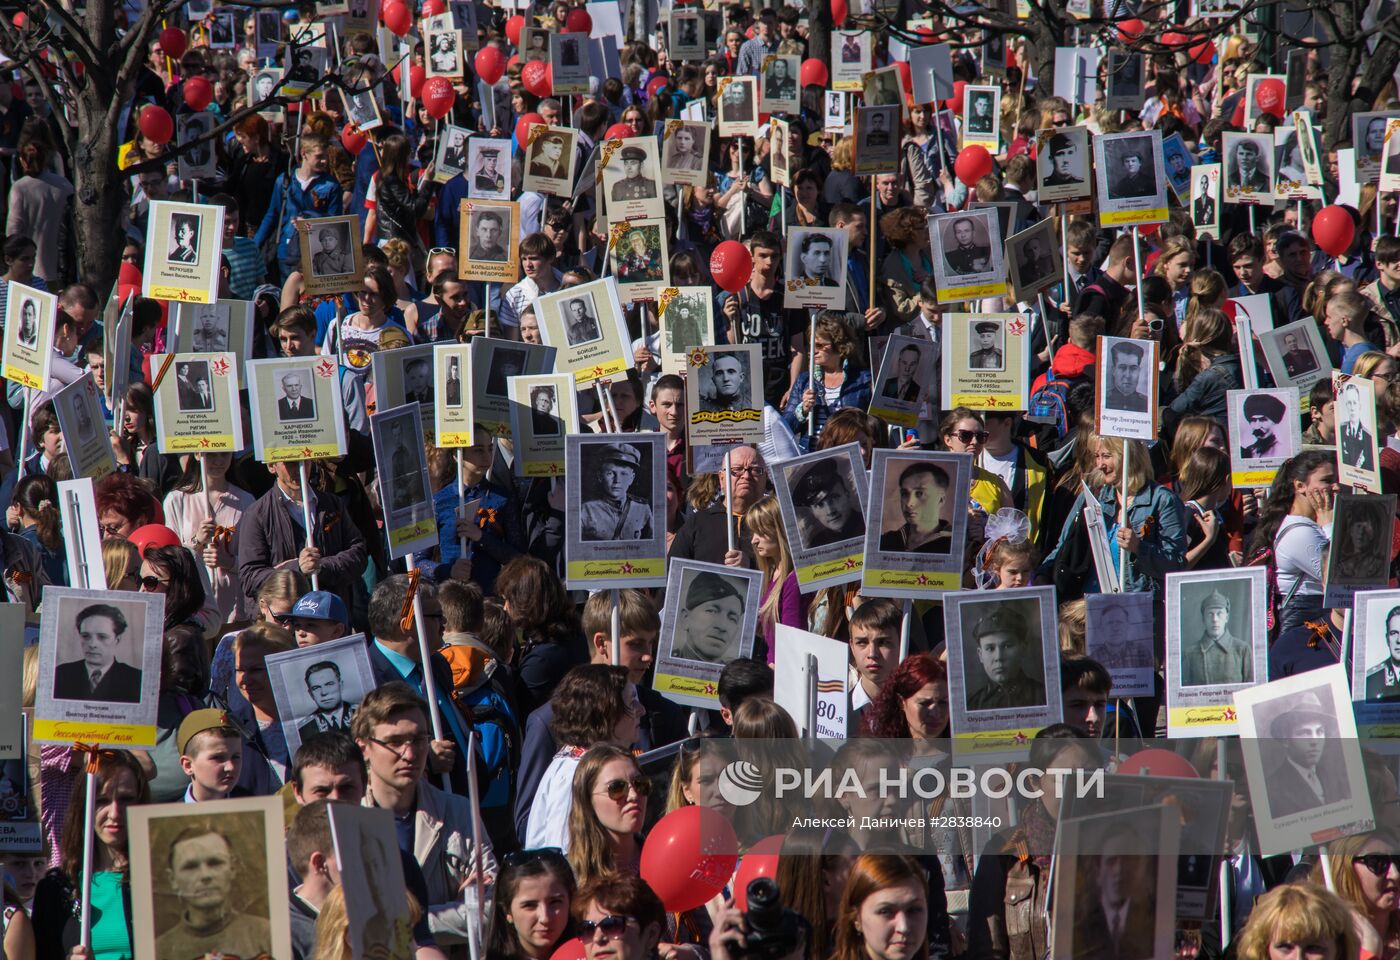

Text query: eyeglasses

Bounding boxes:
[138,575,169,591]
[596,776,652,803]
[1147,318,1165,333]
[270,612,296,626]
[99,522,126,537]
[578,915,633,940]
[501,847,568,869]
[1357,854,1400,876]
[951,429,990,444]
[729,466,767,478]
[369,734,431,756]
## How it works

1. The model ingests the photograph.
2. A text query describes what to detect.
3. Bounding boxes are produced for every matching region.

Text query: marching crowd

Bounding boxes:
[6,0,1400,959]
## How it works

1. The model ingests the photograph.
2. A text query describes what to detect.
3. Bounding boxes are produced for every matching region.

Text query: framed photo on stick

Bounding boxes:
[372,343,436,413]
[657,286,716,372]
[1221,131,1275,204]
[929,209,1007,303]
[433,343,472,447]
[2,282,55,391]
[759,54,801,116]
[716,77,758,137]
[1093,130,1169,227]
[143,200,224,304]
[152,353,242,454]
[1084,592,1155,698]
[853,105,900,176]
[832,30,871,91]
[298,216,365,297]
[328,805,419,959]
[1163,567,1268,737]
[267,633,376,757]
[1190,164,1222,240]
[783,227,847,310]
[868,335,933,427]
[661,120,711,188]
[1226,387,1299,488]
[1322,494,1395,607]
[1036,127,1091,203]
[458,199,521,283]
[52,374,115,481]
[861,449,971,598]
[470,338,554,442]
[171,300,255,386]
[1256,318,1332,397]
[599,137,665,222]
[1095,336,1158,441]
[652,559,761,709]
[247,356,347,463]
[607,220,670,303]
[466,137,511,199]
[685,344,764,448]
[534,277,633,387]
[1335,372,1382,492]
[564,432,667,589]
[770,443,868,592]
[369,403,438,558]
[508,373,577,477]
[940,314,1028,411]
[1005,219,1063,303]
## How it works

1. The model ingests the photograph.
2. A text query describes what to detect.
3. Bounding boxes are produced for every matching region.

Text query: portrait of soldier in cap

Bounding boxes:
[1180,587,1252,686]
[1106,140,1156,200]
[968,320,1004,371]
[1339,381,1375,471]
[878,461,953,555]
[941,217,991,277]
[1104,341,1149,412]
[1261,688,1349,817]
[579,441,653,542]
[791,457,862,549]
[1279,331,1318,378]
[763,56,797,101]
[1365,604,1400,701]
[610,145,657,201]
[473,145,506,195]
[1043,131,1085,186]
[964,603,1046,710]
[672,571,747,663]
[1239,393,1287,459]
[720,79,754,124]
[528,130,570,180]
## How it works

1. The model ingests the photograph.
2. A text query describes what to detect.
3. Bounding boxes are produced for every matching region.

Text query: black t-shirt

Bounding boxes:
[726,284,802,408]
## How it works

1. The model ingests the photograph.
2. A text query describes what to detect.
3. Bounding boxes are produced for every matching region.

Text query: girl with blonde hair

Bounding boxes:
[734,497,805,664]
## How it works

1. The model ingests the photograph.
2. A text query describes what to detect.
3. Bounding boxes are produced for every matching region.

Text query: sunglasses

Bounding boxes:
[502,847,568,869]
[578,916,633,939]
[951,429,990,444]
[1357,854,1400,876]
[597,776,652,803]
[139,575,169,590]
[1147,318,1165,333]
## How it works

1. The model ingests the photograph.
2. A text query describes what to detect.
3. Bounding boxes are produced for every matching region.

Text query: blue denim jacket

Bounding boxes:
[1042,481,1187,594]
[781,366,873,453]
[253,170,345,270]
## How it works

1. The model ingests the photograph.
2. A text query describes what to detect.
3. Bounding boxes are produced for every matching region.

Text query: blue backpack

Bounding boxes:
[1027,372,1071,440]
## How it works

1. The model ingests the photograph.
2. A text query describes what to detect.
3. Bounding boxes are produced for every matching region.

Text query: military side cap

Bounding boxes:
[1199,589,1230,613]
[686,571,743,609]
[1243,394,1286,422]
[178,708,235,756]
[598,442,642,470]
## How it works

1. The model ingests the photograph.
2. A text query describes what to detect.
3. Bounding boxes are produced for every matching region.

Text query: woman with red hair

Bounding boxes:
[865,653,949,741]
[831,854,932,960]
[227,113,285,238]
[94,471,163,541]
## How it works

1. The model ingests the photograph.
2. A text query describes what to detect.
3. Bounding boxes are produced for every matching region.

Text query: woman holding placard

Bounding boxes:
[1245,450,1336,633]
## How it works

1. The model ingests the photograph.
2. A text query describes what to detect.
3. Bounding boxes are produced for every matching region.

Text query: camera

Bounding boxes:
[733,878,806,960]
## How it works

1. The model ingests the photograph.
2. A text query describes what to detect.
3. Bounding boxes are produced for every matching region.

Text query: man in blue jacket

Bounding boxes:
[254,132,344,281]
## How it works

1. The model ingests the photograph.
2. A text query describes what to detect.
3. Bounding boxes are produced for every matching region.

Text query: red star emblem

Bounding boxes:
[703,683,716,694]
[301,447,314,457]
[1222,707,1237,721]
[315,359,336,377]
[844,558,857,569]
[495,422,510,436]
[548,463,560,474]
[211,358,230,376]
[591,365,605,378]
[619,562,634,573]
[198,438,211,448]
[986,396,1000,406]
[1013,731,1028,744]
[915,574,929,585]
[1008,319,1026,336]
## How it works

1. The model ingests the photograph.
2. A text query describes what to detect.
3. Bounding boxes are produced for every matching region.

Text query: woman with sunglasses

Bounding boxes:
[523,667,642,852]
[162,451,253,625]
[937,408,1009,536]
[566,745,650,888]
[575,873,667,960]
[490,849,577,960]
[328,263,410,431]
[830,854,930,960]
[139,543,209,632]
[208,569,307,716]
[1312,831,1400,958]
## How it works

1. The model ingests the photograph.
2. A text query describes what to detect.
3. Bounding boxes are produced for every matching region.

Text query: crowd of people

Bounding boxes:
[5,0,1400,959]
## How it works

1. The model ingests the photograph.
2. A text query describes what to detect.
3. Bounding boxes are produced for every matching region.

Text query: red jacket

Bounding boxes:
[1030,341,1096,394]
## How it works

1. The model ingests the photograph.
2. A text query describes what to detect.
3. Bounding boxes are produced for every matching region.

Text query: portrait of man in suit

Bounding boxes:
[53,603,143,704]
[1070,822,1158,960]
[1229,138,1271,194]
[880,344,922,402]
[1339,381,1375,471]
[277,371,316,421]
[1279,332,1318,377]
[1263,689,1349,818]
[469,210,509,262]
[176,362,214,412]
[796,233,840,286]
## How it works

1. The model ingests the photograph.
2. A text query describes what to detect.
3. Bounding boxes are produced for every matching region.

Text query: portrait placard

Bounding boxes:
[783,227,847,310]
[471,338,554,442]
[458,199,521,283]
[823,91,849,134]
[869,335,933,427]
[297,215,365,297]
[466,136,511,199]
[433,343,473,447]
[1093,130,1169,226]
[371,343,436,417]
[328,805,418,960]
[143,201,224,304]
[961,85,1000,151]
[53,374,115,481]
[1294,110,1325,187]
[0,619,24,759]
[1095,336,1158,441]
[1380,118,1400,194]
[128,797,291,960]
[172,300,255,388]
[685,344,764,448]
[669,10,706,61]
[1104,50,1144,110]
[1323,494,1395,608]
[551,33,592,94]
[656,286,716,373]
[34,588,164,746]
[1162,131,1195,200]
[607,219,670,303]
[434,123,472,184]
[1035,127,1091,202]
[2,282,55,391]
[1350,589,1400,712]
[1164,567,1268,737]
[508,373,578,477]
[770,443,868,592]
[1235,665,1375,855]
[252,68,285,120]
[105,290,133,417]
[908,42,953,105]
[773,624,850,738]
[247,355,347,462]
[861,65,906,119]
[654,559,761,709]
[759,54,801,115]
[769,118,793,187]
[1221,131,1275,204]
[267,633,375,757]
[1084,592,1155,698]
[661,120,711,188]
[1051,805,1180,960]
[941,313,1029,411]
[853,105,900,175]
[522,124,579,197]
[370,403,438,558]
[564,432,667,589]
[535,277,632,387]
[177,112,218,181]
[153,353,242,454]
[0,731,38,852]
[1005,218,1063,303]
[716,76,758,137]
[1275,126,1319,200]
[1335,372,1382,493]
[599,137,665,222]
[1353,111,1400,184]
[1053,46,1099,106]
[832,30,871,91]
[862,449,970,598]
[1226,387,1299,487]
[1190,163,1222,240]
[424,28,463,77]
[520,26,549,62]
[1257,317,1332,398]
[944,585,1061,755]
[930,209,1007,303]
[208,10,239,48]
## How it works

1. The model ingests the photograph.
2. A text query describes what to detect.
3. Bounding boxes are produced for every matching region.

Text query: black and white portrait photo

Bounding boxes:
[308,221,355,277]
[52,601,144,704]
[1105,51,1144,110]
[1162,133,1195,198]
[426,29,461,75]
[966,319,1004,371]
[864,449,971,595]
[345,90,381,130]
[1085,592,1155,697]
[877,458,955,555]
[795,232,841,285]
[1326,494,1395,588]
[175,361,215,413]
[467,208,510,262]
[1177,580,1254,687]
[438,125,469,175]
[188,302,229,353]
[1353,112,1400,181]
[958,595,1048,711]
[275,369,316,422]
[607,143,659,205]
[672,570,748,663]
[762,55,798,103]
[444,356,464,409]
[854,105,900,174]
[663,121,708,178]
[267,635,375,755]
[1259,319,1329,390]
[375,410,428,517]
[1103,339,1150,413]
[1037,127,1090,202]
[863,66,903,110]
[209,11,236,47]
[167,214,201,266]
[787,454,864,550]
[1339,377,1378,473]
[939,216,992,278]
[1232,390,1293,461]
[1355,591,1400,702]
[525,128,573,181]
[1240,676,1353,819]
[670,12,703,59]
[1007,218,1062,301]
[1164,568,1267,736]
[660,288,712,359]
[784,228,847,311]
[696,349,752,413]
[578,441,655,542]
[879,341,924,403]
[718,78,757,133]
[483,347,526,399]
[964,87,997,137]
[1103,136,1158,200]
[468,138,510,199]
[528,385,559,435]
[562,293,602,347]
[1191,165,1221,237]
[15,295,38,349]
[327,806,417,960]
[1223,132,1273,199]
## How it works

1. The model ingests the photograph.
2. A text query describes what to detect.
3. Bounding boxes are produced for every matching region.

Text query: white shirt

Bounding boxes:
[980,446,1019,494]
[523,751,582,853]
[1274,514,1331,599]
[497,270,564,331]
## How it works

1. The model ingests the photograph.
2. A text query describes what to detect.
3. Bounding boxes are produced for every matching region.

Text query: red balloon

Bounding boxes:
[475,46,507,85]
[1254,77,1285,117]
[1161,31,1189,48]
[646,75,669,99]
[383,1,412,37]
[1119,749,1199,779]
[953,144,993,187]
[515,111,545,147]
[183,75,214,111]
[1189,39,1215,65]
[800,58,828,88]
[506,14,525,46]
[711,240,753,293]
[941,79,967,113]
[549,939,586,960]
[831,0,848,27]
[393,62,427,99]
[138,104,174,145]
[341,124,369,155]
[522,60,552,97]
[565,8,592,33]
[508,54,520,70]
[422,76,456,119]
[733,836,785,911]
[1117,18,1145,42]
[10,12,25,29]
[1313,205,1356,257]
[640,806,738,914]
[159,26,188,60]
[604,122,634,140]
[422,0,446,14]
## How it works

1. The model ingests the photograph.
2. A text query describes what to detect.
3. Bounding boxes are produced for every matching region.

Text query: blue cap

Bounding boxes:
[292,591,350,627]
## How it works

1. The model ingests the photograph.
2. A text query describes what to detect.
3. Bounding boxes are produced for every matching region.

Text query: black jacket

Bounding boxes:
[376,174,439,246]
